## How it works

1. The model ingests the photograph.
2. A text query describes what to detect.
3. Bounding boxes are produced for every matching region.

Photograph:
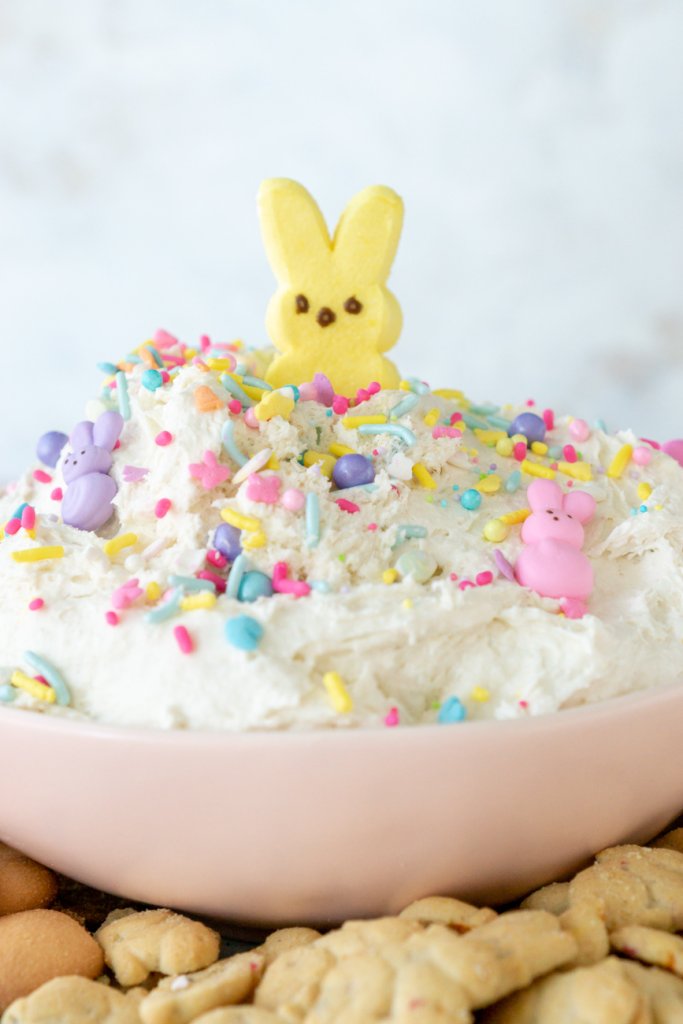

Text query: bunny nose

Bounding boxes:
[316,307,336,328]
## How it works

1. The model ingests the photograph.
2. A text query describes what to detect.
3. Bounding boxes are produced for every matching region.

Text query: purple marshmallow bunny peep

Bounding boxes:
[61,411,124,532]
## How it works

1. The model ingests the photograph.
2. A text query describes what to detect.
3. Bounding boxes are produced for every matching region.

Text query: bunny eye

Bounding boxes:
[81,450,86,455]
[343,296,363,315]
[295,294,309,314]
[567,514,573,519]
[545,509,553,515]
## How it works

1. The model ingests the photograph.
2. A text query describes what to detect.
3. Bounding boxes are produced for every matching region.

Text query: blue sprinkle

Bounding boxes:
[97,361,119,375]
[115,371,131,421]
[146,588,182,623]
[594,418,608,432]
[358,423,416,446]
[220,374,253,408]
[142,368,164,392]
[460,488,482,511]
[452,484,460,492]
[469,403,498,416]
[389,393,420,420]
[168,575,216,593]
[145,345,164,367]
[225,615,263,651]
[460,412,491,430]
[0,684,16,703]
[405,376,430,395]
[11,502,29,520]
[325,409,333,417]
[630,508,638,516]
[242,375,272,391]
[309,580,331,593]
[221,420,248,467]
[125,354,142,364]
[438,696,467,723]
[23,651,71,707]
[640,504,648,513]
[506,470,522,493]
[394,524,428,548]
[548,445,564,460]
[306,492,320,549]
[226,553,248,599]
[440,499,448,507]
[486,414,511,431]
[234,362,247,375]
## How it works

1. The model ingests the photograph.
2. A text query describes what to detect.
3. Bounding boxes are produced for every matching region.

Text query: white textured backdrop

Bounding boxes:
[1,0,682,479]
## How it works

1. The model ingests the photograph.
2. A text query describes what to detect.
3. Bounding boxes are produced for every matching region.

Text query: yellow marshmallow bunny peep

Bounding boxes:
[259,178,404,396]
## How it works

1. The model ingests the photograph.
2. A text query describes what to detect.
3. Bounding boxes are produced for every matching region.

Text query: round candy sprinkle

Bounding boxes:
[632,446,653,466]
[226,615,263,651]
[155,431,173,446]
[483,519,509,542]
[460,488,481,511]
[508,412,546,444]
[213,523,242,561]
[142,368,164,392]
[36,431,68,469]
[569,418,590,442]
[155,498,172,519]
[105,611,119,626]
[281,488,306,512]
[475,571,493,586]
[437,696,467,723]
[332,454,375,490]
[238,571,274,603]
[395,549,437,583]
[28,598,44,611]
[384,707,400,727]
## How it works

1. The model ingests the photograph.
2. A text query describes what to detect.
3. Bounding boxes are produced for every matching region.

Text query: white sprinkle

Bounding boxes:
[233,448,273,485]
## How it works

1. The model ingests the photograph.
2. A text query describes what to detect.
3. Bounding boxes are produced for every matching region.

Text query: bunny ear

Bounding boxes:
[563,490,596,524]
[527,479,563,510]
[70,421,94,448]
[93,410,124,451]
[258,178,331,284]
[332,185,404,284]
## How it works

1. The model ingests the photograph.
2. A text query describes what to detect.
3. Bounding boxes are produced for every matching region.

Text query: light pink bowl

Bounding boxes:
[1,684,683,927]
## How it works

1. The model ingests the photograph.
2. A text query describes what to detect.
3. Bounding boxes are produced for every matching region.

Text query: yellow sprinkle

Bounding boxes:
[474,428,506,446]
[423,408,441,427]
[323,672,353,714]
[399,380,412,391]
[511,434,527,445]
[328,443,356,458]
[520,459,556,480]
[146,582,162,604]
[402,598,413,610]
[25,529,37,540]
[637,482,653,502]
[557,461,593,482]
[184,348,197,360]
[483,519,509,542]
[254,390,295,422]
[242,529,266,550]
[499,508,531,525]
[607,444,633,479]
[432,388,465,401]
[265,453,280,471]
[11,670,56,703]
[342,415,387,428]
[382,568,399,584]
[531,441,548,455]
[412,462,437,489]
[220,508,261,532]
[470,686,490,703]
[103,533,138,558]
[181,592,218,611]
[242,383,267,402]
[654,504,663,511]
[478,473,502,494]
[495,437,514,457]
[303,451,336,478]
[11,545,65,563]
[206,357,235,372]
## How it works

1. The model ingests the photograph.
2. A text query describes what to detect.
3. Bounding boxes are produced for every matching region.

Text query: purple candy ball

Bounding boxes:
[508,412,546,445]
[36,430,69,469]
[213,522,242,561]
[332,453,375,489]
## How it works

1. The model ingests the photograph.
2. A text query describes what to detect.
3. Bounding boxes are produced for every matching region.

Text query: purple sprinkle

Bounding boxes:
[494,549,516,582]
[123,465,150,483]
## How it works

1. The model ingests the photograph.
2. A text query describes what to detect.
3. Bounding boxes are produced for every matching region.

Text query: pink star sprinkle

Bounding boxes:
[188,450,232,490]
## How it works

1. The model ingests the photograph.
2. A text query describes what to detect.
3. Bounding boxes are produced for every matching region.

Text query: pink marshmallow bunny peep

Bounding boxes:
[514,479,596,618]
[61,410,124,532]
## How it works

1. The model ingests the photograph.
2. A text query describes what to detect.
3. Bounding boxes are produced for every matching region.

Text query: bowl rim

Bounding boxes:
[1,678,681,746]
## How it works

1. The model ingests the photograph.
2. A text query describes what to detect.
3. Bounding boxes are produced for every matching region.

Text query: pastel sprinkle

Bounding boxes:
[28,598,44,611]
[395,524,428,545]
[12,546,64,563]
[145,588,182,623]
[142,368,164,392]
[499,508,531,525]
[470,686,490,702]
[358,423,416,446]
[478,474,502,495]
[50,487,63,501]
[33,469,52,484]
[633,446,653,466]
[562,444,577,463]
[225,615,263,651]
[412,463,437,489]
[173,625,194,654]
[103,533,138,558]
[637,482,653,502]
[5,519,21,536]
[476,571,494,586]
[483,519,509,542]
[306,492,320,548]
[115,370,131,420]
[384,706,400,727]
[558,461,592,482]
[155,431,173,446]
[342,414,387,429]
[607,444,634,479]
[382,568,399,584]
[221,420,248,467]
[0,685,16,702]
[323,672,353,713]
[520,459,556,480]
[328,443,356,458]
[181,591,217,611]
[336,498,360,514]
[389,393,419,419]
[281,488,306,512]
[105,611,119,626]
[220,373,254,407]
[21,506,36,530]
[123,465,149,483]
[460,489,482,511]
[221,508,262,533]
[272,561,311,598]
[11,670,56,703]
[226,553,248,599]
[437,696,467,723]
[23,650,70,706]
[155,498,172,518]
[232,448,273,485]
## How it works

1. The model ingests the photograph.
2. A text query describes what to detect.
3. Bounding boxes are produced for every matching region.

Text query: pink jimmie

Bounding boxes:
[272,562,311,598]
[514,479,596,618]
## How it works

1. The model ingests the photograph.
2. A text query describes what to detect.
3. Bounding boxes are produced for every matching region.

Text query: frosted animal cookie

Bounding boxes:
[259,178,403,395]
[61,410,124,532]
[513,479,596,619]
[399,895,497,932]
[0,909,104,1012]
[3,976,145,1024]
[138,951,265,1024]
[95,908,220,987]
[0,842,57,917]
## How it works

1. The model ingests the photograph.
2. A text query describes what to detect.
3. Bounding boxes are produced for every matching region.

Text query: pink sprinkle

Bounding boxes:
[519,700,529,710]
[355,388,369,404]
[281,488,306,512]
[449,572,458,581]
[569,418,590,442]
[34,675,49,687]
[244,407,259,429]
[123,465,149,483]
[21,506,36,530]
[367,522,378,531]
[174,625,194,654]
[476,571,493,586]
[155,498,172,518]
[542,408,555,430]
[200,334,211,352]
[450,412,463,425]
[640,437,661,450]
[632,446,653,466]
[458,579,475,590]
[206,549,228,569]
[513,442,527,462]
[29,598,44,611]
[562,445,577,463]
[228,399,242,415]
[336,498,360,514]
[33,469,52,484]
[525,398,535,407]
[432,425,462,439]
[332,395,349,415]
[154,328,178,348]
[114,439,121,450]
[155,431,173,446]
[272,561,311,598]
[197,569,226,593]
[5,518,21,536]
[367,382,381,395]
[384,707,400,727]
[50,487,63,501]
[105,611,120,626]
[111,579,144,609]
